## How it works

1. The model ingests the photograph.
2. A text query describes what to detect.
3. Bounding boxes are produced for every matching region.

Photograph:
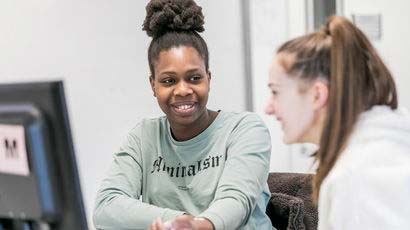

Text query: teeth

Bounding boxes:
[177,104,193,110]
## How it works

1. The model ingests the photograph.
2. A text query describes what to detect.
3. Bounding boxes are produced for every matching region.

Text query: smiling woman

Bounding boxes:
[92,0,273,230]
[150,46,215,141]
[265,16,410,230]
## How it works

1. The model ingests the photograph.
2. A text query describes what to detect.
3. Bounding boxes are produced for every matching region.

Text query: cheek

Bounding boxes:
[155,90,166,101]
[293,107,314,130]
[155,90,171,107]
[195,85,210,102]
[281,95,315,141]
[275,94,297,117]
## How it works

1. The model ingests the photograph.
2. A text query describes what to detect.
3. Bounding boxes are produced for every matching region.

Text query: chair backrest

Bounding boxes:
[266,172,318,230]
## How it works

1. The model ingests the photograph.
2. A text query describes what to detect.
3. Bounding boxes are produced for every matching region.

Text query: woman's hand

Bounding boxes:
[149,215,214,230]
[149,215,194,230]
[149,217,166,230]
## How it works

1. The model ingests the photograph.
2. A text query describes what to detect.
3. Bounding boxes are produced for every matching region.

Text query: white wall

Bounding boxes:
[250,0,316,173]
[342,0,410,110]
[0,0,247,228]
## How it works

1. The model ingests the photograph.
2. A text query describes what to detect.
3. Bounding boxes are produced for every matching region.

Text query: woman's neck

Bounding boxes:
[310,108,327,145]
[170,110,218,141]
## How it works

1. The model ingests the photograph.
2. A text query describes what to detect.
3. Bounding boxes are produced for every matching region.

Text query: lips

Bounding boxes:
[171,101,197,116]
[275,117,284,129]
[176,104,194,110]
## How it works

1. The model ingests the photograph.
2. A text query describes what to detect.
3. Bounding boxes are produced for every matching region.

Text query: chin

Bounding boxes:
[283,135,302,145]
[282,137,292,144]
[170,116,196,125]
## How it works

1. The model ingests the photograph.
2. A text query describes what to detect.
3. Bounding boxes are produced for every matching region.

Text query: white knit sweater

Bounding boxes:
[318,105,410,230]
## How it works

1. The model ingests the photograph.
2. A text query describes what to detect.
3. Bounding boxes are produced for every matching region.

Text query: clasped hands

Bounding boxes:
[149,214,213,230]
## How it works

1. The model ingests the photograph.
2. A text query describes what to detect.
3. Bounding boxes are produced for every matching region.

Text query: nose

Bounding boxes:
[174,81,193,97]
[265,96,276,115]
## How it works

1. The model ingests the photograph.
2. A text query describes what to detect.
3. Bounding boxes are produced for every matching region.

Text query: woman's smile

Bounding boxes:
[171,101,197,116]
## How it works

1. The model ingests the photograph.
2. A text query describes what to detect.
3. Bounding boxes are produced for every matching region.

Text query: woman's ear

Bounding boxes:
[207,71,212,92]
[312,80,328,110]
[149,76,156,97]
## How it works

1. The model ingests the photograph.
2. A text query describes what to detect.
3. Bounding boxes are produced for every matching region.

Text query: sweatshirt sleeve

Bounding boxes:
[93,125,184,230]
[197,113,272,229]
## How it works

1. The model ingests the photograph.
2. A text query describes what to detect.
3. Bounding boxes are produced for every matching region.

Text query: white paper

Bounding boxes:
[0,124,30,176]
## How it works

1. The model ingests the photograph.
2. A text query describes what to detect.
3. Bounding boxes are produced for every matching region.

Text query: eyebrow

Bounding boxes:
[185,68,203,74]
[158,68,202,76]
[158,71,176,76]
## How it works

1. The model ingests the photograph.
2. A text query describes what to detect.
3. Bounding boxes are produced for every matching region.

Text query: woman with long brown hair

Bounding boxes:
[265,15,410,229]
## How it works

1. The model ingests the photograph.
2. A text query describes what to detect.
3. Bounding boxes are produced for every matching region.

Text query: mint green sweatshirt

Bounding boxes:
[93,111,273,230]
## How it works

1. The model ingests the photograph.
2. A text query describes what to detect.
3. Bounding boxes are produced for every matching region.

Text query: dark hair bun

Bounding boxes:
[143,0,205,37]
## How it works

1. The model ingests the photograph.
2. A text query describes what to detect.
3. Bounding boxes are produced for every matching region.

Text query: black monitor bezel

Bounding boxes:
[0,81,87,229]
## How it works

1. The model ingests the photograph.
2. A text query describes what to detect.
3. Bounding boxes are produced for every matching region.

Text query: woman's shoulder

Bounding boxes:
[216,111,269,136]
[337,105,410,170]
[220,110,265,125]
[217,111,270,144]
[126,116,167,138]
[222,110,259,117]
[324,136,410,190]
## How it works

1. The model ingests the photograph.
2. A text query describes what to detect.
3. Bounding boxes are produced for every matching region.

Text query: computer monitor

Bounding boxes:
[0,81,87,230]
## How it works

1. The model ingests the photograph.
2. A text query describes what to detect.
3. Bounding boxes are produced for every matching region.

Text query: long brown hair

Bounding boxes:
[276,16,397,204]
